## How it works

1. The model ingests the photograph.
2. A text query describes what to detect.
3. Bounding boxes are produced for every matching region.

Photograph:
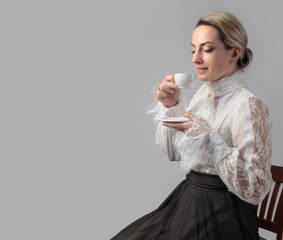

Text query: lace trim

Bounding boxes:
[206,70,247,97]
[176,115,211,173]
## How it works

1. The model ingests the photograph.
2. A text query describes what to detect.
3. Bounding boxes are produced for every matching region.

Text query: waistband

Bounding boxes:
[186,170,228,192]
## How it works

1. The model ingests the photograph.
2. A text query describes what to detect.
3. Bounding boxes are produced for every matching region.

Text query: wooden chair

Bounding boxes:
[257,165,283,240]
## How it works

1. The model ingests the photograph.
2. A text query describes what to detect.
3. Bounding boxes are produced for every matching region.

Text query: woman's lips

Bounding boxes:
[196,67,208,74]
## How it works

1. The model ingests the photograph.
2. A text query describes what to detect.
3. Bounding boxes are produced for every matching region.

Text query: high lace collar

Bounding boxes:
[205,70,247,97]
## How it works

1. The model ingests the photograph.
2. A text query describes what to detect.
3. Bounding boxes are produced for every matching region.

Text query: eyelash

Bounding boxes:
[191,49,214,54]
[204,49,214,53]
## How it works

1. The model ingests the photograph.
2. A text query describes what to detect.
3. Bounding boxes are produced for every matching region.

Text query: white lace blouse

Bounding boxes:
[150,71,272,205]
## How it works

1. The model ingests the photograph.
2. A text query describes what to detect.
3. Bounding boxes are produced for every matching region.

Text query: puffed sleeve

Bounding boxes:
[214,97,273,205]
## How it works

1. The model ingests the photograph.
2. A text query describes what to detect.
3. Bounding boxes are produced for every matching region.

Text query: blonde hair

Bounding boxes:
[196,12,253,69]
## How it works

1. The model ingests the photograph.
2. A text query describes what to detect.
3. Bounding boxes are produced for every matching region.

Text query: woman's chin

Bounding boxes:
[198,75,209,82]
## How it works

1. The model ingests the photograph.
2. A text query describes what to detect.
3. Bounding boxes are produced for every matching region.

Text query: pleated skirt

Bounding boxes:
[111,170,259,240]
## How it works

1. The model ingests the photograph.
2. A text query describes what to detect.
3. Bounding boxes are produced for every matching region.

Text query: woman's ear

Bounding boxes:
[230,47,241,64]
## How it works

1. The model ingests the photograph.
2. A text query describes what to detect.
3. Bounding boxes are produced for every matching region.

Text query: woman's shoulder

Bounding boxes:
[231,87,270,114]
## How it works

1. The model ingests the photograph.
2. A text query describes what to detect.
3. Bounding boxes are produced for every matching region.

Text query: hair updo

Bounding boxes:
[196,12,253,69]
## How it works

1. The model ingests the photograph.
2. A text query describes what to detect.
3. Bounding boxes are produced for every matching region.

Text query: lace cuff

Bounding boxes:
[175,116,232,173]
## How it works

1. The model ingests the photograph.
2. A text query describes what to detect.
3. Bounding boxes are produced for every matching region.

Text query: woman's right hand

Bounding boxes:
[156,75,181,108]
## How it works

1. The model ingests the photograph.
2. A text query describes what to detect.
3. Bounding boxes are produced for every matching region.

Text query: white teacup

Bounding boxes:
[174,73,197,89]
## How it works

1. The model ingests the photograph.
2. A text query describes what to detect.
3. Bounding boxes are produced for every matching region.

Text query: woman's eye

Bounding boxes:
[190,48,214,54]
[204,48,214,53]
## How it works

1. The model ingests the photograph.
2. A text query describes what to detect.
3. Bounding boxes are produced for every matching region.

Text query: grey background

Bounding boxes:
[1,0,282,239]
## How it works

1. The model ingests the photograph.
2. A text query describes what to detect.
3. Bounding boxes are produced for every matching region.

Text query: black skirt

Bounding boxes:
[111,170,259,240]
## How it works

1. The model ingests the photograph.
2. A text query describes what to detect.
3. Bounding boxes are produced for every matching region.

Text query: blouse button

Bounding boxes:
[206,93,213,101]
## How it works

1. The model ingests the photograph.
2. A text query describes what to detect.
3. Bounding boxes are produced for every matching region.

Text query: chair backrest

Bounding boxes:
[257,165,283,240]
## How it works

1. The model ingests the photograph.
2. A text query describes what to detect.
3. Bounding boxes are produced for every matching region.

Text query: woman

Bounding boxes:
[111,11,272,240]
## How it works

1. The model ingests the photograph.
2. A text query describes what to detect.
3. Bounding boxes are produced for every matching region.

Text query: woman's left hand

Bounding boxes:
[162,111,194,133]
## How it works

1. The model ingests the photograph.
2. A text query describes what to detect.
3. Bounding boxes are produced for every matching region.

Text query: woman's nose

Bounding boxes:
[192,50,202,64]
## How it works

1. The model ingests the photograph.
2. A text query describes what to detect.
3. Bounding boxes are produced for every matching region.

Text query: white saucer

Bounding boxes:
[159,117,190,123]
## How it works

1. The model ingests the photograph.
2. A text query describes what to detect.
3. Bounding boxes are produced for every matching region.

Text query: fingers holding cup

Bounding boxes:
[156,75,180,107]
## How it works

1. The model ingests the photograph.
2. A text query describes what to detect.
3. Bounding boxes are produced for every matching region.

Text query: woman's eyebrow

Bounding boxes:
[190,41,216,47]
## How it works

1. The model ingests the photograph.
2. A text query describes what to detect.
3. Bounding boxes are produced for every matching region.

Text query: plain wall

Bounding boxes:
[1,0,282,239]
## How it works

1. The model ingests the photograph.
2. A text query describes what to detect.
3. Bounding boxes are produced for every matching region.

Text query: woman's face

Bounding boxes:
[191,25,237,82]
